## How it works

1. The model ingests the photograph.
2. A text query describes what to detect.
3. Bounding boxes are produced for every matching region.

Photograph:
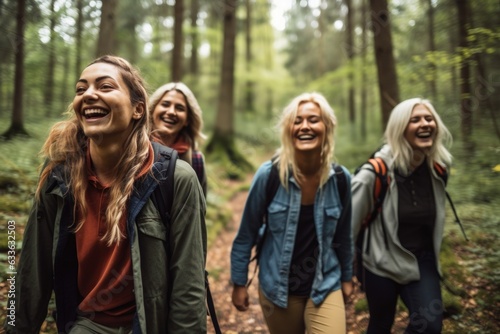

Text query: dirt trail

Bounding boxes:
[205,191,268,333]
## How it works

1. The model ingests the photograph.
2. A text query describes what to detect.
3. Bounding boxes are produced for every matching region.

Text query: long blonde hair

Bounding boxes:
[149,82,206,149]
[275,92,337,189]
[384,98,453,174]
[36,55,151,245]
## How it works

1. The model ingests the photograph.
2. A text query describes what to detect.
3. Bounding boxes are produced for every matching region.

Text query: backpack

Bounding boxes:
[191,150,205,183]
[149,142,221,334]
[354,154,468,290]
[246,159,349,287]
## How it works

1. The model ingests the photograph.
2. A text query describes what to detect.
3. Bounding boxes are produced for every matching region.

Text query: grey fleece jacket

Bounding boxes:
[351,145,448,284]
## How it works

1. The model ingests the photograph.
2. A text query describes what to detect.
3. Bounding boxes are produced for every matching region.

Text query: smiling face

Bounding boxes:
[151,90,189,146]
[73,62,143,144]
[291,101,325,153]
[404,104,437,152]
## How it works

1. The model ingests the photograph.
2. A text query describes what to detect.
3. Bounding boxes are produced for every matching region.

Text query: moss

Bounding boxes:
[354,298,369,313]
[0,195,30,213]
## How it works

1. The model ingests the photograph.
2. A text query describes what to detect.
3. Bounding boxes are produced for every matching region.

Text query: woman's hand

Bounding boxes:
[341,280,354,303]
[232,285,249,311]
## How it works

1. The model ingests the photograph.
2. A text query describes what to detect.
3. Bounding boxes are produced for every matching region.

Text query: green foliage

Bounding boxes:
[354,297,368,313]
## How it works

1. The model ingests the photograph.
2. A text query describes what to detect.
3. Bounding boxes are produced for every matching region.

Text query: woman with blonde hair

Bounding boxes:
[231,92,353,334]
[352,98,453,333]
[4,56,207,334]
[149,82,207,195]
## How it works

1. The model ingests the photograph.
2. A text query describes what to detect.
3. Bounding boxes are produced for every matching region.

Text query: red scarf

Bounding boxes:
[152,134,191,154]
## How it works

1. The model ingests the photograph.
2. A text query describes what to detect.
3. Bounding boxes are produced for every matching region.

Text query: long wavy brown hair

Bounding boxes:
[36,55,151,245]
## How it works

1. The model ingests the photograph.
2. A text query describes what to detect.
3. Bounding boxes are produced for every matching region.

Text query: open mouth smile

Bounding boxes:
[416,131,432,139]
[84,108,110,119]
[297,134,316,141]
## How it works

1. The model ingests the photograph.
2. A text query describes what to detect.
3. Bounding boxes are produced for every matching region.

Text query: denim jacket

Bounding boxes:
[231,160,353,308]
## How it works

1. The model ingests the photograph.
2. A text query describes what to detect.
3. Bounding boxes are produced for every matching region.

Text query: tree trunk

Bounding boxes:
[44,0,57,117]
[369,0,399,128]
[0,65,3,117]
[96,0,118,57]
[426,0,437,102]
[345,0,356,125]
[360,0,368,141]
[189,0,199,76]
[172,0,184,82]
[60,48,71,108]
[75,0,83,82]
[2,0,28,139]
[245,0,254,113]
[206,0,252,176]
[456,0,472,139]
[119,0,140,64]
[474,54,500,140]
[317,3,326,77]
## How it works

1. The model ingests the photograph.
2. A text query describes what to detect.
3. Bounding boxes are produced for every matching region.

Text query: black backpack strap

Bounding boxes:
[434,163,468,241]
[150,143,221,334]
[151,143,178,231]
[333,164,347,207]
[206,272,222,334]
[247,159,280,287]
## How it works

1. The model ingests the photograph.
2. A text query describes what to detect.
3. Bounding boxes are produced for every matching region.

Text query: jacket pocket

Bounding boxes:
[267,201,288,233]
[137,216,167,241]
[136,217,168,298]
[325,206,341,247]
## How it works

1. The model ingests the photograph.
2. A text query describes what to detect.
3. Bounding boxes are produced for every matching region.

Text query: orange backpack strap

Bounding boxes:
[361,157,390,229]
[433,162,448,185]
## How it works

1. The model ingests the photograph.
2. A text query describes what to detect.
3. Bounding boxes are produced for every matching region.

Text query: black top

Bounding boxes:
[288,204,318,296]
[396,162,436,255]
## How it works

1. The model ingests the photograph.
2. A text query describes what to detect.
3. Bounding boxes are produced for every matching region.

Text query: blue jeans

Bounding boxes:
[364,251,443,334]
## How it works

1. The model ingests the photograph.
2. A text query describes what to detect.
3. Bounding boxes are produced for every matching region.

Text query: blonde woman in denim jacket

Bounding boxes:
[230,92,353,334]
[352,98,453,334]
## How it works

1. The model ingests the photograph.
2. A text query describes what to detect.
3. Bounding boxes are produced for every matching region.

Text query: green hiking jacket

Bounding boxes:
[4,149,207,333]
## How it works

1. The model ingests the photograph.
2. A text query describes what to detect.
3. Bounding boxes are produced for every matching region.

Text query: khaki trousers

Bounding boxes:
[259,287,346,334]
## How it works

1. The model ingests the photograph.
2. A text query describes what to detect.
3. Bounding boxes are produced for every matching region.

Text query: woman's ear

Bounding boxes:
[133,103,145,119]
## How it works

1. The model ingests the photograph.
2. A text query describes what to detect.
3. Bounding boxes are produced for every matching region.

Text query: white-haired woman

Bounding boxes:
[352,98,453,334]
[230,92,353,334]
[149,82,207,195]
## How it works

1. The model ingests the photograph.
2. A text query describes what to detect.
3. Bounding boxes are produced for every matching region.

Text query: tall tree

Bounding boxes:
[171,0,184,81]
[244,0,254,112]
[96,0,118,57]
[118,0,143,64]
[369,0,399,127]
[360,0,368,141]
[2,0,28,139]
[206,0,252,175]
[75,0,84,82]
[456,0,472,139]
[345,0,355,124]
[426,0,437,101]
[189,0,199,76]
[44,0,57,117]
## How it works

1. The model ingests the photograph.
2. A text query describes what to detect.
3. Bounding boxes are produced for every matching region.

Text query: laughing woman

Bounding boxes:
[4,56,207,334]
[149,82,207,196]
[352,98,453,334]
[230,92,353,334]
